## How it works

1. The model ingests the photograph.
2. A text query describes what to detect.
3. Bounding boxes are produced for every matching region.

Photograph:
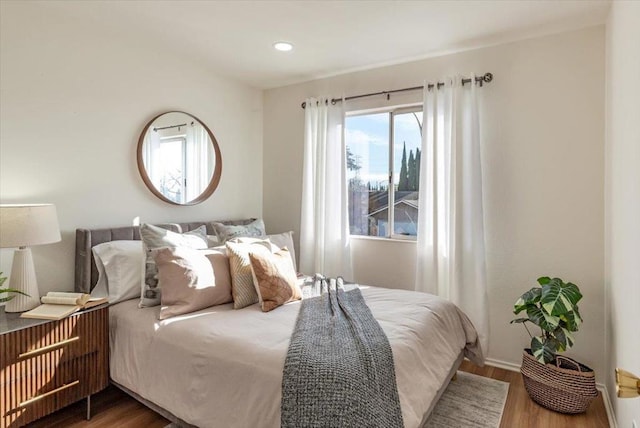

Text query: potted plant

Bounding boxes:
[511,276,597,414]
[0,272,29,303]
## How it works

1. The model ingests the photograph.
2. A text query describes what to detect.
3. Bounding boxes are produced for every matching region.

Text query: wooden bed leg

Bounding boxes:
[451,373,458,381]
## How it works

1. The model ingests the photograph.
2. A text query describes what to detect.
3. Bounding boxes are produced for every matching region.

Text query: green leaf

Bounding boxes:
[573,305,583,323]
[531,336,557,364]
[513,287,542,314]
[0,287,29,295]
[541,278,582,316]
[537,276,551,285]
[510,318,530,324]
[552,326,576,352]
[0,287,30,302]
[559,308,582,331]
[526,305,560,331]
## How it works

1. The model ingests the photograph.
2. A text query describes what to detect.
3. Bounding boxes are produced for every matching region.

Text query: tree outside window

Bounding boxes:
[346,107,423,238]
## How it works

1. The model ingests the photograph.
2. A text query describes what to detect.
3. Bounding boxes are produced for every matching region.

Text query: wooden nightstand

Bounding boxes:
[0,304,109,428]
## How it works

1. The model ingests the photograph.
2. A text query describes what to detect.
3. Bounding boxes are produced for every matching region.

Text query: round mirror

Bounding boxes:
[137,111,222,205]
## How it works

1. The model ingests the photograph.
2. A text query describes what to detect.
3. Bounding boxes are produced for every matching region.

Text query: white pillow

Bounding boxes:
[263,231,297,271]
[91,240,143,304]
[235,232,297,271]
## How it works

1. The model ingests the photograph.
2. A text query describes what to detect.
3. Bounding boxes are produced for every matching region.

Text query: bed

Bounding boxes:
[75,221,483,428]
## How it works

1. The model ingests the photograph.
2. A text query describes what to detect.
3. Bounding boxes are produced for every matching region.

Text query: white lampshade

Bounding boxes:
[1,204,61,312]
[0,204,61,248]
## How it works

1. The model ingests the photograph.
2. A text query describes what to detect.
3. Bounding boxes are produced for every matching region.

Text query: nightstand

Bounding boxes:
[0,304,109,428]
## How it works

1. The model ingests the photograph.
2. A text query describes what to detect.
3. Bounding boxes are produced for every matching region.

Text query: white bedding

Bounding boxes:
[109,286,483,428]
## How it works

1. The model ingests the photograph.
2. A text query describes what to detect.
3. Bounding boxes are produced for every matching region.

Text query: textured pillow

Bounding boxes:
[153,246,232,320]
[212,218,266,244]
[249,246,301,312]
[91,240,143,304]
[225,239,272,309]
[139,223,208,307]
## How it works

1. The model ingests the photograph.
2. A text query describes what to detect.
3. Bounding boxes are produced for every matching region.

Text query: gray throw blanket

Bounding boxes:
[281,276,404,428]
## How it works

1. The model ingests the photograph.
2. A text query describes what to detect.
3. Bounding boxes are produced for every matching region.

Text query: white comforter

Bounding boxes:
[109,286,483,428]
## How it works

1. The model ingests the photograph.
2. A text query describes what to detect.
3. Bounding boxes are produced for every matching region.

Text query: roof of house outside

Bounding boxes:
[368,191,419,218]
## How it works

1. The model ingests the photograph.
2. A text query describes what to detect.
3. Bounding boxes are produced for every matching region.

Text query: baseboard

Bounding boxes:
[598,384,617,428]
[484,357,521,373]
[484,357,618,427]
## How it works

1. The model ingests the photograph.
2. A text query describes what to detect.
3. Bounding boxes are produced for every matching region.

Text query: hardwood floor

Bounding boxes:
[29,362,609,428]
[460,360,609,428]
[28,386,169,428]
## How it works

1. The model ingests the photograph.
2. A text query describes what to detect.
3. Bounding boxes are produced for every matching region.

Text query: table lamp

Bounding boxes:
[0,204,61,312]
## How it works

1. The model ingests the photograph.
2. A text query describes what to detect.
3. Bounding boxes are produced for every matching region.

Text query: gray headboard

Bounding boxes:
[74,219,256,293]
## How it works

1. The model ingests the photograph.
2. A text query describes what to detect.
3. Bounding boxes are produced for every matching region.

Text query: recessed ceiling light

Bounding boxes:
[273,41,293,52]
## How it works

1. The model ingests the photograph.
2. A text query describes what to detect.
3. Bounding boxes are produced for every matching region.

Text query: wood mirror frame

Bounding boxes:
[136,111,222,206]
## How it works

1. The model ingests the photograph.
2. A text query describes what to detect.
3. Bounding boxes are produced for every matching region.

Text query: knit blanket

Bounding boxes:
[281,276,404,428]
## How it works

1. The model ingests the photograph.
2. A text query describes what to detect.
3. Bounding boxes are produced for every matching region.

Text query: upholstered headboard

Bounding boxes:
[74,219,256,293]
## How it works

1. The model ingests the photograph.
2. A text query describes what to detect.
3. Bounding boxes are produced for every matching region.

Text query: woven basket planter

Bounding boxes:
[520,349,598,414]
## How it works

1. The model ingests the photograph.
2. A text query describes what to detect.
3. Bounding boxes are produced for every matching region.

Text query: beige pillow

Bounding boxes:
[153,246,232,320]
[248,246,301,312]
[225,239,272,309]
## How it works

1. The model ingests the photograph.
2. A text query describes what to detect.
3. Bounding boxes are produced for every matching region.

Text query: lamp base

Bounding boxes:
[4,248,41,312]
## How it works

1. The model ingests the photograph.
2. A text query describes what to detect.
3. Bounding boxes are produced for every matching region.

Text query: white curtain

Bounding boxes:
[185,124,211,201]
[414,75,489,356]
[144,130,163,188]
[299,97,353,279]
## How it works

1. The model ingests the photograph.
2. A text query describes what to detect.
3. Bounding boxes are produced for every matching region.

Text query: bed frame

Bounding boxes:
[74,219,462,428]
[74,220,254,427]
[74,220,255,294]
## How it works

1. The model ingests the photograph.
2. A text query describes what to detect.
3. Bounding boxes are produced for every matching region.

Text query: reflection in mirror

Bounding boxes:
[137,111,222,205]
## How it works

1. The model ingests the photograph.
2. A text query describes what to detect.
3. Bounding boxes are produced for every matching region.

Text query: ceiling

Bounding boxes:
[43,0,611,89]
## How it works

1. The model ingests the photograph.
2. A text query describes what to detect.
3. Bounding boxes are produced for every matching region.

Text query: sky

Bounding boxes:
[346,110,423,187]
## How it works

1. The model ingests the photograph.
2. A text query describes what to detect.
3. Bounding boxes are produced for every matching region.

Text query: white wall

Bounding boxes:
[0,2,263,294]
[264,27,606,379]
[605,2,640,426]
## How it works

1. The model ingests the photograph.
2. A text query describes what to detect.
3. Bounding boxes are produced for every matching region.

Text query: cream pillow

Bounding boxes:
[153,246,232,320]
[248,246,301,312]
[235,232,296,271]
[225,239,272,309]
[258,231,297,271]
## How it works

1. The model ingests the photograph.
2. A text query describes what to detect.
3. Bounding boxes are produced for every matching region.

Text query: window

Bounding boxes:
[157,136,187,204]
[346,106,423,239]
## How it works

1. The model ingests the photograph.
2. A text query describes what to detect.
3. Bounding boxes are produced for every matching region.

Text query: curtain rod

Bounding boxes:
[153,121,194,132]
[300,72,493,109]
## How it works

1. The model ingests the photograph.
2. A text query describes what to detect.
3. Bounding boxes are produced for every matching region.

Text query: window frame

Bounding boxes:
[158,135,188,204]
[345,103,423,241]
